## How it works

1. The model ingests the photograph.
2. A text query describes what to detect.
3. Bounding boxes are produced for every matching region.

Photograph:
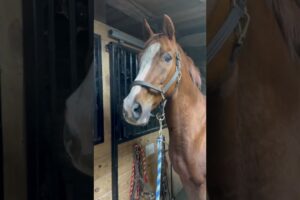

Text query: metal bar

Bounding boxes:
[124,50,128,95]
[116,46,123,139]
[129,52,134,82]
[109,29,144,49]
[109,44,119,200]
[88,0,94,52]
[69,0,77,90]
[135,52,139,76]
[49,0,56,117]
[22,0,41,198]
[94,34,104,144]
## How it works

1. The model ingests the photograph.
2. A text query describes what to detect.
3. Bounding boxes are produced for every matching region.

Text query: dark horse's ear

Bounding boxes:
[163,14,175,40]
[144,19,154,37]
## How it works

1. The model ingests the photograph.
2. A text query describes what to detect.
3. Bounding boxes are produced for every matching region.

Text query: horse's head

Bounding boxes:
[123,15,179,126]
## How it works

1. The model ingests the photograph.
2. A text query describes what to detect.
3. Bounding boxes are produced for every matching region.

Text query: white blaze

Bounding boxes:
[126,42,161,102]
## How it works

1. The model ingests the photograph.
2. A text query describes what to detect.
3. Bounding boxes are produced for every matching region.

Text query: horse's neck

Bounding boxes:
[214,0,300,132]
[215,0,300,98]
[165,63,205,144]
[238,0,300,98]
[209,2,300,197]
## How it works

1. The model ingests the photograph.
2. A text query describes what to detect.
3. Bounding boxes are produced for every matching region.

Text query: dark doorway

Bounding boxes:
[23,0,94,199]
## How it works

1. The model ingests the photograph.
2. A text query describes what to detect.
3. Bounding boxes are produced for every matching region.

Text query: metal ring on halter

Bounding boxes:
[161,92,166,101]
[156,113,165,121]
[177,71,182,83]
[232,0,250,45]
[237,8,250,45]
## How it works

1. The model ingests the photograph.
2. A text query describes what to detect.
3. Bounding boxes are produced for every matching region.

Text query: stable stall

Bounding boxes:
[93,1,205,199]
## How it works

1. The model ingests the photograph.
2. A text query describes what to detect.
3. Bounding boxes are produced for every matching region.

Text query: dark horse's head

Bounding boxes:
[123,15,179,126]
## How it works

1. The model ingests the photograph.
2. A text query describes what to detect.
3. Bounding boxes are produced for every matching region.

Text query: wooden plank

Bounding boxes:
[94,21,113,200]
[106,0,155,22]
[0,0,27,199]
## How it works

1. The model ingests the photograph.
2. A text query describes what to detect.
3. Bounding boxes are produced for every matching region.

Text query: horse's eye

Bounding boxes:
[163,53,172,63]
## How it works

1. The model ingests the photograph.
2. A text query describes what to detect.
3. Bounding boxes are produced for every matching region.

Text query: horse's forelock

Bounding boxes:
[144,33,165,47]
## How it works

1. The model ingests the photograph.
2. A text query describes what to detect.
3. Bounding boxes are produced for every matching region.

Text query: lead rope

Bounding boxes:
[129,159,135,198]
[129,144,150,200]
[155,100,167,200]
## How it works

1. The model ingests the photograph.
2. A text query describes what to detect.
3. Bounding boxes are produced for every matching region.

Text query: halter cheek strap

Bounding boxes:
[131,52,182,100]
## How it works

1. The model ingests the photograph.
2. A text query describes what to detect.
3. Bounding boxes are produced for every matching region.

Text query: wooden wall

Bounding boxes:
[0,0,27,199]
[93,21,182,200]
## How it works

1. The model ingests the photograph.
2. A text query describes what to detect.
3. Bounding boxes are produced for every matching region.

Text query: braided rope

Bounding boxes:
[155,135,163,200]
[140,146,148,183]
[129,144,151,200]
[129,159,135,198]
[135,144,141,200]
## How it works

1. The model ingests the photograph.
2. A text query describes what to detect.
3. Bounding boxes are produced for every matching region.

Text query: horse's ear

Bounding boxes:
[144,19,154,37]
[163,14,175,40]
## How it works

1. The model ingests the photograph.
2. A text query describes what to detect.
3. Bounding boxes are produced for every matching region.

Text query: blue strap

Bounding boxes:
[207,5,245,63]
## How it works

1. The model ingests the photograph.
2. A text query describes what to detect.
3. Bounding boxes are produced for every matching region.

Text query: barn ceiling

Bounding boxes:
[95,0,206,48]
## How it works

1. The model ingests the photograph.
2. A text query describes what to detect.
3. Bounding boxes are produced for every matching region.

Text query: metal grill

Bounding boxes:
[108,42,162,143]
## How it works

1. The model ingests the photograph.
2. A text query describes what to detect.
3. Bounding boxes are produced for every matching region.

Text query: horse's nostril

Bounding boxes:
[132,102,142,120]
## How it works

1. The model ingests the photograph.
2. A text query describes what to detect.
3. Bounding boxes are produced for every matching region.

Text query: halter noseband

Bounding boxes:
[131,52,182,100]
[207,0,250,64]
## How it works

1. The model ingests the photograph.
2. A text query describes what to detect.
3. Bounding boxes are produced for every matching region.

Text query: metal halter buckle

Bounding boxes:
[156,112,165,121]
[156,101,166,136]
[177,71,182,83]
[237,12,250,45]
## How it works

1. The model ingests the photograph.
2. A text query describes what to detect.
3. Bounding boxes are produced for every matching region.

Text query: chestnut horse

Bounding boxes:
[208,0,300,199]
[123,15,206,199]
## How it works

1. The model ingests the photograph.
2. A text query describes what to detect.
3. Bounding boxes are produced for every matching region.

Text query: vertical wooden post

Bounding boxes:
[0,0,27,199]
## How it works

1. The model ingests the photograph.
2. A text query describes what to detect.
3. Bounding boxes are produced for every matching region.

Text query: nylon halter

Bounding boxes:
[131,52,182,101]
[207,0,250,64]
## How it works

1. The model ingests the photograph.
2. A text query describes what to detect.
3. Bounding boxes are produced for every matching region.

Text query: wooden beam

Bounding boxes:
[106,0,155,22]
[0,0,27,199]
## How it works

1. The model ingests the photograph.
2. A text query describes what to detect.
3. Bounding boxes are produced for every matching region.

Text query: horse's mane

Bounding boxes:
[177,45,202,88]
[268,0,300,60]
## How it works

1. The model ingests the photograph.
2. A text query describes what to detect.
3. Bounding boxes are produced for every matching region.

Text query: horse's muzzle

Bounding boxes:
[122,98,150,126]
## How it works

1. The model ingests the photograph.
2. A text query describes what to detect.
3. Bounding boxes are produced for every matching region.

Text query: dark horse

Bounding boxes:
[208,0,300,199]
[123,15,206,199]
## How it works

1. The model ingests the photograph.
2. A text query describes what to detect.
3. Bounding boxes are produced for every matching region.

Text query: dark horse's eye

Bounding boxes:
[163,53,172,63]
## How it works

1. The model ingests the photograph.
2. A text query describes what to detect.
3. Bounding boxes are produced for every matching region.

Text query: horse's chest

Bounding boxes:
[169,150,190,177]
[169,138,201,174]
[168,127,206,183]
[169,146,205,186]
